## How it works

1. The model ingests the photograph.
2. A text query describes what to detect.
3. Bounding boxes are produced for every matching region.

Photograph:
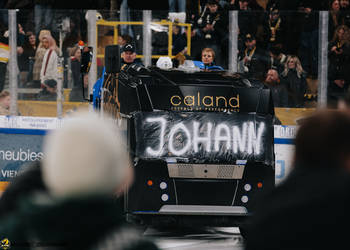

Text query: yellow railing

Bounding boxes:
[96,19,192,60]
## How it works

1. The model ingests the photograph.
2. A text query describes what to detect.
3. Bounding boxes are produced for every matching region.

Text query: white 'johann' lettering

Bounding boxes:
[145,118,265,157]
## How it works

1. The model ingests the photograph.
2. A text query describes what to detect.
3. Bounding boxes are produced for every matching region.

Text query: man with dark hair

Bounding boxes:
[244,110,350,250]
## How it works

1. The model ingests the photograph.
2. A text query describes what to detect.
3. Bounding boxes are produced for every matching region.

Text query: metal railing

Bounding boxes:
[96,19,192,59]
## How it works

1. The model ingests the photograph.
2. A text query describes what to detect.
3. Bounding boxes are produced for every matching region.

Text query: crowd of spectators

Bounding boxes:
[97,0,350,108]
[0,0,348,107]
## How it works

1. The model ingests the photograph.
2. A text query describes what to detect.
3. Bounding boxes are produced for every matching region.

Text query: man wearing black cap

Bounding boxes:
[121,43,137,66]
[238,33,268,80]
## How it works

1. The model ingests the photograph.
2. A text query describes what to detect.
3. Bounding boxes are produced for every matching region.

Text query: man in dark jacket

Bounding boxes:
[263,68,288,107]
[244,110,350,250]
[239,33,269,80]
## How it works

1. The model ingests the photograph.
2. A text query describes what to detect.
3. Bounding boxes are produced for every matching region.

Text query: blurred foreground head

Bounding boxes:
[42,111,132,198]
[294,110,350,170]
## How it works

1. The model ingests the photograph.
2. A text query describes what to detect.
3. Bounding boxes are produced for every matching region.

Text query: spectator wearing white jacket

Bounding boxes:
[38,34,60,101]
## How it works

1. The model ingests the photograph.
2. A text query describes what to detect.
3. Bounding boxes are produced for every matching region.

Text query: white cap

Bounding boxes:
[156,56,173,70]
[42,111,131,198]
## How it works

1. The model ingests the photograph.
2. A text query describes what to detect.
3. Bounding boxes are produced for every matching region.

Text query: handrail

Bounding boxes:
[96,19,192,59]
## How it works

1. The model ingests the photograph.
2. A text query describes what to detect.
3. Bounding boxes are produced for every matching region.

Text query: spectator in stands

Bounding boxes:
[187,24,203,61]
[329,0,343,41]
[69,46,88,102]
[169,0,187,13]
[0,111,160,250]
[298,1,319,79]
[328,24,350,107]
[0,90,10,115]
[118,34,133,48]
[340,0,350,27]
[196,0,227,67]
[34,0,54,36]
[238,33,268,80]
[244,109,350,250]
[32,29,51,88]
[0,26,9,92]
[172,24,187,55]
[267,45,287,74]
[280,55,307,107]
[246,0,265,45]
[17,32,37,87]
[341,0,350,9]
[262,6,286,50]
[193,47,224,71]
[263,68,288,107]
[233,0,258,40]
[37,34,60,101]
[265,1,300,55]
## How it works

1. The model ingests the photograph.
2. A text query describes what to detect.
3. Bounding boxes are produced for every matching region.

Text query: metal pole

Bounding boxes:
[143,10,152,67]
[56,30,64,118]
[228,11,238,73]
[8,10,18,116]
[317,11,328,109]
[87,10,97,104]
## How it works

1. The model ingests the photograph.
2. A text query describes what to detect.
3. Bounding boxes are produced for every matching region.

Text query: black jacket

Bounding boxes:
[281,69,307,107]
[244,167,350,250]
[0,194,159,250]
[0,161,45,219]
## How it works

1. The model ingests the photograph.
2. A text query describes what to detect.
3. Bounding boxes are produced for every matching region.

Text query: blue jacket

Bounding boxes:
[92,67,105,109]
[193,61,224,71]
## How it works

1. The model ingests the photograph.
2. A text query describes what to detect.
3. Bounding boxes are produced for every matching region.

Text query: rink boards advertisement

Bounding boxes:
[0,116,62,185]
